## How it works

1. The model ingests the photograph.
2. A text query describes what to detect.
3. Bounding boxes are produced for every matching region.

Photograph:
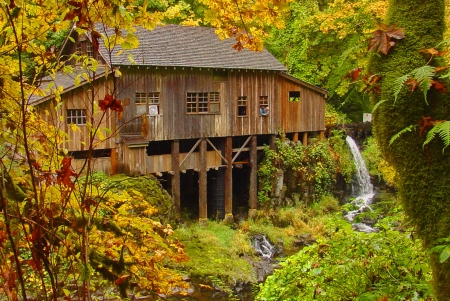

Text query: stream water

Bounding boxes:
[344,136,377,233]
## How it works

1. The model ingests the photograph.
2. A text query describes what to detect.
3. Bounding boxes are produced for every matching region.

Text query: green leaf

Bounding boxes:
[389,125,417,146]
[439,245,450,263]
[393,74,409,103]
[410,66,435,104]
[372,99,387,113]
[63,289,70,297]
[423,121,450,152]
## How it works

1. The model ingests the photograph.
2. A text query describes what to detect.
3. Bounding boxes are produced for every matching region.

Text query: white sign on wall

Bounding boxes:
[363,113,372,123]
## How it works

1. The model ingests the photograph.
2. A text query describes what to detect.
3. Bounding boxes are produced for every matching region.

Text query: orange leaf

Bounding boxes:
[115,275,130,285]
[431,80,447,93]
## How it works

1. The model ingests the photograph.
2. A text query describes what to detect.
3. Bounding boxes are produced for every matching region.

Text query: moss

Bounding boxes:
[368,0,450,299]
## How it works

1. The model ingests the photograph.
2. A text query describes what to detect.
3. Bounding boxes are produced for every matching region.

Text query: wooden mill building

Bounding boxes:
[33,24,328,221]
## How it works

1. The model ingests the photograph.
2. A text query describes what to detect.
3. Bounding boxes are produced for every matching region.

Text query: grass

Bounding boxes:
[172,194,342,287]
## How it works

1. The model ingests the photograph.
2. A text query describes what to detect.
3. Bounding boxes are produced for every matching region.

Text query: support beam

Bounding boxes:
[224,137,233,223]
[269,134,276,151]
[171,140,180,214]
[303,132,308,146]
[319,130,325,140]
[249,135,257,214]
[293,132,299,143]
[199,139,207,220]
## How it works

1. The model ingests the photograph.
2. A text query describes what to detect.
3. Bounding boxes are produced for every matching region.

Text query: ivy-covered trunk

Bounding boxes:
[369,0,450,299]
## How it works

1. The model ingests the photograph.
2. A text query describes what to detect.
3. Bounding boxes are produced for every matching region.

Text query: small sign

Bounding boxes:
[363,113,372,123]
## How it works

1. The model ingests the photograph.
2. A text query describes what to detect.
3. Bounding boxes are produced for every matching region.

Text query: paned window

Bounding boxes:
[135,92,160,115]
[186,92,220,114]
[259,96,269,116]
[289,91,301,102]
[238,96,247,116]
[67,109,86,125]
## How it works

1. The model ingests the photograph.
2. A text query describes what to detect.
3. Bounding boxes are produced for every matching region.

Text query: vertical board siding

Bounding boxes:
[118,68,295,141]
[278,75,326,133]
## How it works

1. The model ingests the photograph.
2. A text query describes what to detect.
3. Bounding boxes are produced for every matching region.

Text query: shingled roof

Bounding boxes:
[103,25,287,71]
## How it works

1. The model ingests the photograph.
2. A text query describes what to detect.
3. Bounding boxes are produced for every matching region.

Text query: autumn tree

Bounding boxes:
[0,0,291,299]
[266,0,388,121]
[368,0,450,299]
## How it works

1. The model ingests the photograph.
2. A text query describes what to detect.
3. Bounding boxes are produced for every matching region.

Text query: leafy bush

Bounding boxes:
[256,211,433,301]
[258,132,355,205]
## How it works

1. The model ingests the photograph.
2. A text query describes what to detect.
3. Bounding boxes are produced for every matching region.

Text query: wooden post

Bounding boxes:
[269,134,276,151]
[249,135,257,218]
[110,148,117,175]
[302,132,308,146]
[171,140,180,214]
[199,138,207,221]
[319,131,325,140]
[224,137,233,223]
[293,132,299,143]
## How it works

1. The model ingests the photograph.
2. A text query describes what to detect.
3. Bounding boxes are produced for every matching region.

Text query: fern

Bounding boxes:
[392,66,436,104]
[389,125,417,146]
[372,99,387,113]
[392,74,409,103]
[410,66,435,104]
[423,121,450,152]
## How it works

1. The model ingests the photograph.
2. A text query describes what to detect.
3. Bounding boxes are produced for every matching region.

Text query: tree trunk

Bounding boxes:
[369,0,450,299]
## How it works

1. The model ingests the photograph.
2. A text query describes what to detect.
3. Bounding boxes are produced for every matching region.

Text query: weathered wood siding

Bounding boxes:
[278,75,326,133]
[123,144,223,175]
[117,67,282,140]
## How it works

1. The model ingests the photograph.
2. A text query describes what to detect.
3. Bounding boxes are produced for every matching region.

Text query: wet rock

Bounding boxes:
[293,233,317,247]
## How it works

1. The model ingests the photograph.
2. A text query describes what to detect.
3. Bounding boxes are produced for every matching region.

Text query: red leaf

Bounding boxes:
[98,94,123,119]
[115,275,130,285]
[405,78,419,92]
[56,157,78,190]
[25,259,42,270]
[344,68,362,82]
[431,80,447,93]
[368,24,405,55]
[91,30,101,53]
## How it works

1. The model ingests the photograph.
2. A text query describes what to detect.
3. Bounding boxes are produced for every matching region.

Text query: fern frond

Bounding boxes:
[372,99,387,113]
[411,66,435,104]
[392,74,409,103]
[389,125,417,146]
[423,121,450,152]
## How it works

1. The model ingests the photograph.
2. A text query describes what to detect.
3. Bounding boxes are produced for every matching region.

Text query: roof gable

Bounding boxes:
[101,25,287,71]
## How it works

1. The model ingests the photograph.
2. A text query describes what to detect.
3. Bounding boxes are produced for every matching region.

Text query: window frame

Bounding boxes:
[135,92,160,116]
[237,96,248,117]
[288,91,301,102]
[186,92,220,114]
[66,109,87,125]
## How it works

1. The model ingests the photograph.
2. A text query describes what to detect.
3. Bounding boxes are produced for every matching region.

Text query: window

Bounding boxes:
[67,109,86,125]
[259,96,269,116]
[289,91,301,102]
[238,96,247,116]
[186,92,220,114]
[86,42,93,58]
[135,92,160,115]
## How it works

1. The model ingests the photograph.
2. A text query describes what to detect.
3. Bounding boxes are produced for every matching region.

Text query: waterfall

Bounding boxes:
[346,136,373,196]
[344,136,376,232]
[251,234,276,259]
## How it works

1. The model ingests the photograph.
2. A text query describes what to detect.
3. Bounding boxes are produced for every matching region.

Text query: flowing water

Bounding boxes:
[344,136,376,232]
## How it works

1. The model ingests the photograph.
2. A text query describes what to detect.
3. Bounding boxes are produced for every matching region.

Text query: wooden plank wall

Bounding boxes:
[124,145,224,174]
[278,76,326,133]
[38,77,116,152]
[117,67,282,141]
